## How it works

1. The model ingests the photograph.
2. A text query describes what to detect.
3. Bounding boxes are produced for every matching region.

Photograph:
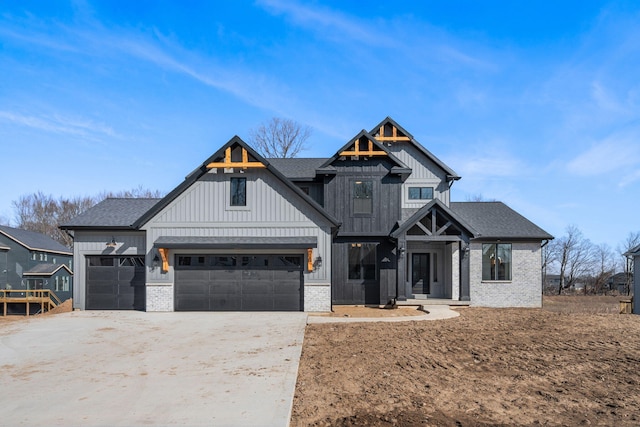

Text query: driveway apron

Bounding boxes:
[0,311,307,427]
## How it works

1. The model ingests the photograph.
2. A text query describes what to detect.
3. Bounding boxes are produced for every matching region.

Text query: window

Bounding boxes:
[27,279,44,290]
[482,243,512,281]
[31,253,37,261]
[230,177,246,206]
[348,243,376,280]
[54,276,69,292]
[353,180,373,214]
[408,187,434,200]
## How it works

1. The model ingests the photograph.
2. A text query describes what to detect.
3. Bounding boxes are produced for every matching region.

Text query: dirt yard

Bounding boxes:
[292,296,640,426]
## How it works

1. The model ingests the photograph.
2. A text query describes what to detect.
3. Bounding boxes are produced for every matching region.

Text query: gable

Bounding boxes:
[369,117,460,181]
[136,136,339,229]
[319,130,411,175]
[143,167,334,227]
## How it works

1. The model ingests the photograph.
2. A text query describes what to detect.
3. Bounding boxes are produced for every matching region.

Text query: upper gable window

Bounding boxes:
[230,177,246,206]
[409,187,433,200]
[353,180,373,215]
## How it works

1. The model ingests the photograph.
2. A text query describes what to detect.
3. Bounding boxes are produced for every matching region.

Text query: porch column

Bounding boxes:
[459,241,470,301]
[396,239,407,301]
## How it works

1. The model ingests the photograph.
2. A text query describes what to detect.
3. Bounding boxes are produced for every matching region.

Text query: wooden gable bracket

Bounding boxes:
[206,147,266,170]
[339,138,387,157]
[376,125,410,142]
[158,248,169,272]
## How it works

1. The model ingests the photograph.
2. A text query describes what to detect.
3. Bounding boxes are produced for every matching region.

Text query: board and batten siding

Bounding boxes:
[388,144,451,207]
[322,159,402,235]
[72,231,146,310]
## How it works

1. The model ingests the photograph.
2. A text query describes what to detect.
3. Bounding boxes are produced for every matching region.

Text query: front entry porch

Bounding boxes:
[392,199,476,303]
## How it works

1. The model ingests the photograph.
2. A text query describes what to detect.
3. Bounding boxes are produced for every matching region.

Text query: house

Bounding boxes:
[606,272,632,295]
[60,117,552,312]
[624,244,639,314]
[0,225,74,307]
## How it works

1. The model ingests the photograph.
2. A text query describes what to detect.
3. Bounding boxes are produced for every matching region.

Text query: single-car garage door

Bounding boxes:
[174,254,303,311]
[86,256,146,310]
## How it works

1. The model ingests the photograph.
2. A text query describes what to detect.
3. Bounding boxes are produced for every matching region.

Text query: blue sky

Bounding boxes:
[1,1,639,252]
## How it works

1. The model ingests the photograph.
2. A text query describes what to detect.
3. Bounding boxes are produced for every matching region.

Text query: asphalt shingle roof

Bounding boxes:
[24,263,73,276]
[450,202,553,240]
[59,198,161,228]
[0,225,72,253]
[267,158,329,179]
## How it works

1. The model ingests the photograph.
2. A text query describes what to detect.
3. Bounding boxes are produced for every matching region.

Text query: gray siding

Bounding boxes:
[388,143,451,207]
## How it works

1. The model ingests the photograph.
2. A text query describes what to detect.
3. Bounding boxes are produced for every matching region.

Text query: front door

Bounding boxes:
[411,253,430,295]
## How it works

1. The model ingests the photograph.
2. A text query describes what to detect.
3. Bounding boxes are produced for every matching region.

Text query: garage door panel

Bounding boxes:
[177,270,210,281]
[243,282,275,294]
[176,282,208,294]
[275,282,300,295]
[176,296,209,311]
[274,295,301,310]
[87,268,117,281]
[210,296,242,311]
[86,295,118,310]
[210,270,241,280]
[242,296,273,311]
[209,282,241,295]
[118,268,145,282]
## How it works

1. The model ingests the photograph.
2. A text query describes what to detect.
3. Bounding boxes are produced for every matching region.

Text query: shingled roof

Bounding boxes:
[23,263,73,276]
[0,225,72,254]
[59,198,161,229]
[450,202,553,240]
[267,158,329,180]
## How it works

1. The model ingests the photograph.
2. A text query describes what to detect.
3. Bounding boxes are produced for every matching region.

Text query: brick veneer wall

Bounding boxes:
[469,241,542,308]
[304,283,331,312]
[146,284,174,311]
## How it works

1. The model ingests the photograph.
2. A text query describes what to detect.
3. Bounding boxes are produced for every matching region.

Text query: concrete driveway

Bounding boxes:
[0,311,307,427]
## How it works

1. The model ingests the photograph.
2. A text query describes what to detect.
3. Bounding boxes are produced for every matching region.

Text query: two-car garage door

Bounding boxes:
[174,254,303,311]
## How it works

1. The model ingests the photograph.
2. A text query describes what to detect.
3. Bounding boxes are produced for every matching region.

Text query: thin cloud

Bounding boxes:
[567,133,640,177]
[256,0,396,48]
[0,111,118,139]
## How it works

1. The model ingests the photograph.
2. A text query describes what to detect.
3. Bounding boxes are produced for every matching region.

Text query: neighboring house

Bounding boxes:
[0,225,74,303]
[607,272,632,294]
[60,117,552,312]
[624,244,640,314]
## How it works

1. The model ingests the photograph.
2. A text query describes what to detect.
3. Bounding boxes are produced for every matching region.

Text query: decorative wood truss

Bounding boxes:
[405,207,464,241]
[374,123,410,142]
[206,146,266,170]
[339,136,388,157]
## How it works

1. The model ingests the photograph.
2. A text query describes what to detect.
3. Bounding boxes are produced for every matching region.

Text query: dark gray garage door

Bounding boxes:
[174,254,303,311]
[86,256,146,310]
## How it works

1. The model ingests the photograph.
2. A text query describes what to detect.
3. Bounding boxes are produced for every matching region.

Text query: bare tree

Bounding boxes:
[556,225,595,294]
[465,194,497,202]
[619,231,640,296]
[249,117,311,158]
[588,243,616,294]
[12,187,164,247]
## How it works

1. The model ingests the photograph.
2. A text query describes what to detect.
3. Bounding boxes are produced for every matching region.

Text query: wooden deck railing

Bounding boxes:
[0,289,61,316]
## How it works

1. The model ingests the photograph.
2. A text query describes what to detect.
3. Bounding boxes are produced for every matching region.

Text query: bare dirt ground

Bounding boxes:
[292,296,640,426]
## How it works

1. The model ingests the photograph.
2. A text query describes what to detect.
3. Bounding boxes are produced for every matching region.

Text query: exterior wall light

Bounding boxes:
[152,254,160,269]
[106,237,117,248]
[398,247,406,258]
